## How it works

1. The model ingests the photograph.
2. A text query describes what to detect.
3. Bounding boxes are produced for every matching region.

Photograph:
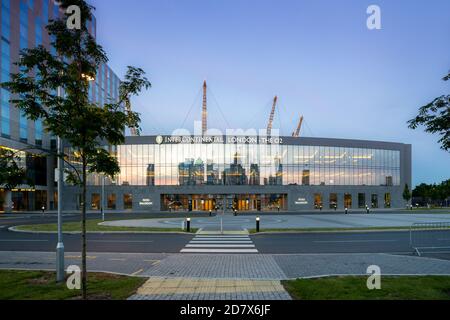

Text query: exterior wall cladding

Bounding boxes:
[0,0,120,211]
[62,136,412,212]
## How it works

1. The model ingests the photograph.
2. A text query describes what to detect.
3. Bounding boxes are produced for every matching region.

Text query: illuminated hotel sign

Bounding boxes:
[139,198,153,206]
[155,135,284,145]
[295,197,308,205]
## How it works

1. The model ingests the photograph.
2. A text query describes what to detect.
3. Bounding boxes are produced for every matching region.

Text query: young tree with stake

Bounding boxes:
[1,0,150,299]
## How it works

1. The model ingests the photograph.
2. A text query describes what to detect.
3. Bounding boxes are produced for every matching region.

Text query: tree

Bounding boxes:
[1,0,150,299]
[408,71,450,151]
[0,149,29,212]
[402,183,411,206]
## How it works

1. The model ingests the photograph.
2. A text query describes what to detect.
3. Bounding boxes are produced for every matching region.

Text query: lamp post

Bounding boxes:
[56,85,64,282]
[101,175,105,222]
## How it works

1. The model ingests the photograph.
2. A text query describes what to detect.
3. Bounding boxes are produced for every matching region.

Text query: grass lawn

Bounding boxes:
[0,270,146,300]
[282,276,450,300]
[15,219,198,233]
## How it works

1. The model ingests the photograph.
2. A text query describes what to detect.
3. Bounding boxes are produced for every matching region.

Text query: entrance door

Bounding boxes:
[344,194,352,209]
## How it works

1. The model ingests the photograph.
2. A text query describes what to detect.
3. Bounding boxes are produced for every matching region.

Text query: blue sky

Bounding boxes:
[90,0,449,186]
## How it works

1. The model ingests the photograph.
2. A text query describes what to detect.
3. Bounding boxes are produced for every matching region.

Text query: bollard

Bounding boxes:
[256,216,260,233]
[186,218,191,232]
[345,207,348,214]
[209,210,212,217]
[366,207,370,214]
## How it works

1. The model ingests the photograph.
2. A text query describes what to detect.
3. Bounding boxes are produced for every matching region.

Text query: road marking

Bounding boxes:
[88,240,154,243]
[181,248,259,253]
[66,255,97,259]
[186,244,255,248]
[194,236,250,238]
[0,239,48,242]
[194,237,250,240]
[190,241,253,244]
[108,258,126,261]
[181,234,258,253]
[131,268,144,276]
[314,240,397,243]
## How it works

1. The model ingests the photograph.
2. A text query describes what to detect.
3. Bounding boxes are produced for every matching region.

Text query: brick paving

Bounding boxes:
[140,254,287,279]
[1,251,450,300]
[128,278,291,300]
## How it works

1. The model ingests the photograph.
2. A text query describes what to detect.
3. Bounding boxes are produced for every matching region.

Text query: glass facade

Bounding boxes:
[113,142,401,187]
[1,0,10,138]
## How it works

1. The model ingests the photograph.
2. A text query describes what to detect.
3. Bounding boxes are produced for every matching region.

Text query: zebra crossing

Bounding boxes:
[180,233,258,253]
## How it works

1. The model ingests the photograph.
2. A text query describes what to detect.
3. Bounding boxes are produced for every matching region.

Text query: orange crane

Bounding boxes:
[266,96,278,136]
[292,115,304,137]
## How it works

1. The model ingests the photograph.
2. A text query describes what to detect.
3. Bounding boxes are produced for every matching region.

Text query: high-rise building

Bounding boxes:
[0,0,120,211]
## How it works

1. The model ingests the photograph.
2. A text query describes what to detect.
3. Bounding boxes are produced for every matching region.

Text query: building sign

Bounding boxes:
[139,198,153,206]
[155,135,284,145]
[295,197,308,205]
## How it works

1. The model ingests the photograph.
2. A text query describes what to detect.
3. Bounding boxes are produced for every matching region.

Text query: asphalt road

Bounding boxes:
[1,213,449,258]
[0,225,429,255]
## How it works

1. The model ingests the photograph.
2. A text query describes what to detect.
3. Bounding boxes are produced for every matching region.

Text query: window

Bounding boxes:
[91,193,100,210]
[19,110,27,142]
[358,193,366,208]
[1,0,11,40]
[384,193,391,208]
[1,89,10,137]
[302,169,310,186]
[314,193,323,209]
[123,193,132,210]
[371,194,378,208]
[344,193,352,209]
[19,0,28,50]
[107,194,116,210]
[35,118,42,146]
[329,193,337,209]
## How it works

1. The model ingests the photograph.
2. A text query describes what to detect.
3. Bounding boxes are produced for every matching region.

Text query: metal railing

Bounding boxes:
[410,222,450,256]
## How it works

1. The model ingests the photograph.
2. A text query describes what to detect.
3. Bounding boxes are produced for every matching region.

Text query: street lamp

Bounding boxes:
[101,175,105,222]
[56,73,95,282]
[56,87,64,283]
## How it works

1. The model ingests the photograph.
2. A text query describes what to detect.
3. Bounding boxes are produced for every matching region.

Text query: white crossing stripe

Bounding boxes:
[186,244,255,248]
[181,249,258,253]
[181,234,258,253]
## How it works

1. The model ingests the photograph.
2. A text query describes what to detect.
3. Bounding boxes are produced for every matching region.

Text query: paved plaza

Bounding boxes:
[102,213,450,231]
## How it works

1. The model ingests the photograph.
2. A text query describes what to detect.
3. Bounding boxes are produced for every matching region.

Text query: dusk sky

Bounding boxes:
[90,0,449,187]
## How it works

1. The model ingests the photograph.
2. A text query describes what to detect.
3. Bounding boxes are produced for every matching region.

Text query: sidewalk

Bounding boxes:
[1,251,450,300]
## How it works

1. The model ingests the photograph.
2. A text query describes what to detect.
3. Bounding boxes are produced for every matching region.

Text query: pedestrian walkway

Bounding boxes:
[180,231,258,253]
[129,278,291,300]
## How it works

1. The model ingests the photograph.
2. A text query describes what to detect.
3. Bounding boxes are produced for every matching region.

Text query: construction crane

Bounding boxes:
[266,96,278,136]
[202,80,207,136]
[292,115,304,137]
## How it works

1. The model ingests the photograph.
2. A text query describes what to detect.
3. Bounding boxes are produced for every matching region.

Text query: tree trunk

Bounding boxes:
[81,156,87,300]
